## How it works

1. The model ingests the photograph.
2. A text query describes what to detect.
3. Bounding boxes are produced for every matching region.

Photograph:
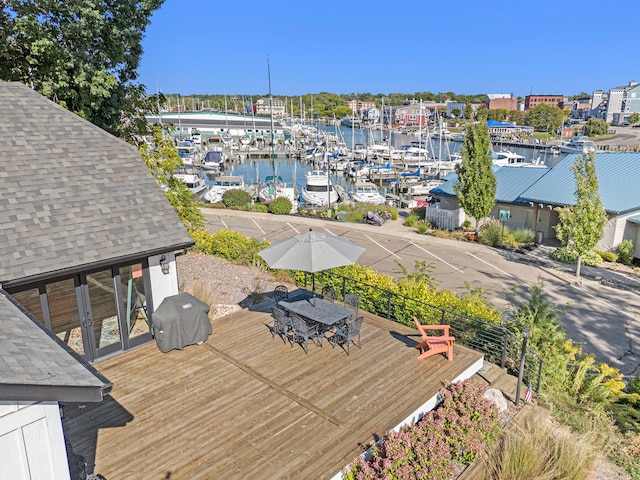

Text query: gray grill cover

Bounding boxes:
[152,293,212,352]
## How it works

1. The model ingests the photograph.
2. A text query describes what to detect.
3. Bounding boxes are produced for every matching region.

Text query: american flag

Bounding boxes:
[524,384,533,403]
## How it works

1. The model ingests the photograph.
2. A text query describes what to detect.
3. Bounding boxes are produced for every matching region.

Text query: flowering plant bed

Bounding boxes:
[343,380,501,480]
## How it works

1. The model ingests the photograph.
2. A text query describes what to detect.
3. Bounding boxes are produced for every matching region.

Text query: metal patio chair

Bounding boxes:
[270,306,291,344]
[289,314,322,354]
[273,285,289,306]
[321,286,337,302]
[330,315,364,356]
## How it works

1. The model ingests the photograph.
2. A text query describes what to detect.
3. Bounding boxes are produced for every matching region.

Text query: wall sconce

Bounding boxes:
[160,255,170,275]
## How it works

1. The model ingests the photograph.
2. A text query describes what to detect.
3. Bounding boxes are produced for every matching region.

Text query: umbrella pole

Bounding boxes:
[312,272,315,293]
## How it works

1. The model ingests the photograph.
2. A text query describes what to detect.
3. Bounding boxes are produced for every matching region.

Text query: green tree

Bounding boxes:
[628,113,640,125]
[139,125,204,232]
[554,152,607,281]
[487,108,508,121]
[583,118,609,136]
[453,122,496,229]
[0,0,163,137]
[464,104,473,119]
[507,110,526,125]
[525,104,564,133]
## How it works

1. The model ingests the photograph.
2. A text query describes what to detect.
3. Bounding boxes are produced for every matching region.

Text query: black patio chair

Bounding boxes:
[289,314,322,354]
[343,293,360,316]
[270,306,291,344]
[273,285,289,305]
[330,315,364,356]
[321,286,337,302]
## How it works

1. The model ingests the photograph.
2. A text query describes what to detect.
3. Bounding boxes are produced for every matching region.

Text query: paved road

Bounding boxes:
[202,208,640,377]
[596,125,640,148]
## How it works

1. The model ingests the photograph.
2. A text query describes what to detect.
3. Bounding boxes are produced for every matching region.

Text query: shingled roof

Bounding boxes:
[0,291,111,402]
[0,82,193,286]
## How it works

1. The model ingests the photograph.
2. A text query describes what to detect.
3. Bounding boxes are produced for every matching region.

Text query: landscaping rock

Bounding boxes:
[483,388,508,413]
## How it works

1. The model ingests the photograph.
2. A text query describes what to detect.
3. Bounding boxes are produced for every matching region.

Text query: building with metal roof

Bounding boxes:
[520,152,640,255]
[430,166,550,232]
[429,152,640,257]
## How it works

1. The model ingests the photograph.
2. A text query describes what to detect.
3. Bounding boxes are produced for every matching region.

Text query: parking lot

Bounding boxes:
[202,208,640,377]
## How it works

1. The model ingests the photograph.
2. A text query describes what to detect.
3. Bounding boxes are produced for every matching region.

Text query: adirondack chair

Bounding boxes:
[412,317,455,361]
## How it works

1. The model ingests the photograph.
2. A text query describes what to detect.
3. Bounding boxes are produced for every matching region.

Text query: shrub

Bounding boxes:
[479,219,503,247]
[192,228,269,264]
[511,228,535,245]
[268,197,292,215]
[222,189,251,208]
[462,219,472,229]
[404,212,421,227]
[594,249,618,263]
[552,247,603,266]
[416,221,429,234]
[617,239,635,265]
[250,204,269,213]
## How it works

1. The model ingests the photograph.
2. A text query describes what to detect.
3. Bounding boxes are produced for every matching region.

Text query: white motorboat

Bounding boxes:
[176,139,201,166]
[203,175,246,204]
[408,179,445,196]
[202,149,227,170]
[352,181,386,205]
[493,149,547,168]
[559,136,596,154]
[258,175,298,212]
[300,170,339,207]
[430,128,453,141]
[493,149,527,166]
[173,166,207,196]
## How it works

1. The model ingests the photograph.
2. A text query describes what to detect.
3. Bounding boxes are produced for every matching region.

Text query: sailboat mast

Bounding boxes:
[267,55,276,178]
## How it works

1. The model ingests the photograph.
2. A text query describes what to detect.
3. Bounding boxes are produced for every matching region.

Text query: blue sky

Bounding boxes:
[138,0,639,98]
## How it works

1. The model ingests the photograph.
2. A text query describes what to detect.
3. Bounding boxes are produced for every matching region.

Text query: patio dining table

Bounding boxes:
[278,297,352,329]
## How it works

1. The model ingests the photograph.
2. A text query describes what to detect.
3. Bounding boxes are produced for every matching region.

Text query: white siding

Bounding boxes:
[0,402,70,480]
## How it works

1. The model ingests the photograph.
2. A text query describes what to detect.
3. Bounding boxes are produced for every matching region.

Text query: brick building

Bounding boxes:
[524,95,564,110]
[486,93,517,110]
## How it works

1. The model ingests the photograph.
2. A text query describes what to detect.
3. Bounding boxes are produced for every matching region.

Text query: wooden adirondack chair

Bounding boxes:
[413,317,455,361]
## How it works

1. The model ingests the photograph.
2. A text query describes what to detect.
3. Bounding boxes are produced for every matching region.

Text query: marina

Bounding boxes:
[169,119,575,207]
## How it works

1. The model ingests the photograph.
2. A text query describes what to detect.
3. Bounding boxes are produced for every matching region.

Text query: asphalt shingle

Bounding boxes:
[0,82,194,283]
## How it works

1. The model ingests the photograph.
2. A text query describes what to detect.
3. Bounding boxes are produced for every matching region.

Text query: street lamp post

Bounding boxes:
[515,326,531,407]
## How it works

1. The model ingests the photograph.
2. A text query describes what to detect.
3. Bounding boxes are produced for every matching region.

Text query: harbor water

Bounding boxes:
[204,125,569,203]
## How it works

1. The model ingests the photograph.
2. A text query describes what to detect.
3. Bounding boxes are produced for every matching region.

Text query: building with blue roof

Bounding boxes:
[429,152,640,258]
[430,166,550,232]
[520,152,640,256]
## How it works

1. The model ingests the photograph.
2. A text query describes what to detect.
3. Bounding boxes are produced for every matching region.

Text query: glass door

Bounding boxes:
[83,269,123,359]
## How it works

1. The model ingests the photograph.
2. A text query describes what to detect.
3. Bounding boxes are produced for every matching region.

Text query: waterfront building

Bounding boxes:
[255,97,286,117]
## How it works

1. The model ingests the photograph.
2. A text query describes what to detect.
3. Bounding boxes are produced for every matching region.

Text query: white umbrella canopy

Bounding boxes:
[258,229,366,273]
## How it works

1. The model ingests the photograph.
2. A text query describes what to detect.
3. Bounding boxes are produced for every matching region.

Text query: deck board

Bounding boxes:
[64,298,483,480]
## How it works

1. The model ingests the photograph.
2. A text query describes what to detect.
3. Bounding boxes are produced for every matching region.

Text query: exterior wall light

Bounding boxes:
[160,255,170,275]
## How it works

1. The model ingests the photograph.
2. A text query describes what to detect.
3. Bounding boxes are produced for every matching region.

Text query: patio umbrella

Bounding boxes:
[258,229,365,290]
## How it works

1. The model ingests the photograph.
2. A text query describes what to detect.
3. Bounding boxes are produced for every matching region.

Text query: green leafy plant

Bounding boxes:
[616,239,635,265]
[479,219,503,246]
[511,228,535,245]
[222,189,251,208]
[268,197,293,215]
[250,204,269,213]
[404,212,421,227]
[594,249,618,263]
[552,247,603,266]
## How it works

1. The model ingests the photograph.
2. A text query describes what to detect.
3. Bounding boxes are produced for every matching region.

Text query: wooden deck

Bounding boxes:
[63,295,484,480]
